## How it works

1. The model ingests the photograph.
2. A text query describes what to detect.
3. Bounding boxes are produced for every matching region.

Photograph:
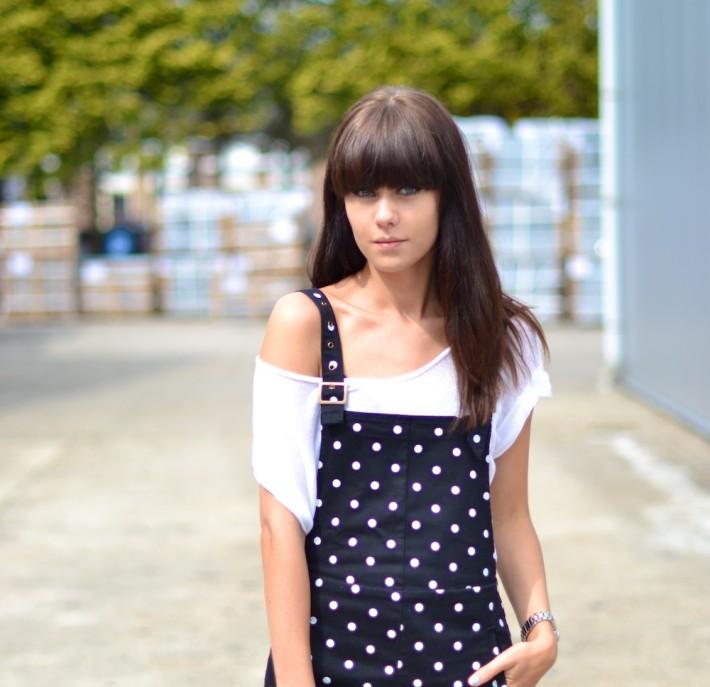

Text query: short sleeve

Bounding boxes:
[489,320,552,469]
[251,356,321,534]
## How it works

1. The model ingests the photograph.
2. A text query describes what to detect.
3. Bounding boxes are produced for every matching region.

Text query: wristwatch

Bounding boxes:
[520,610,559,642]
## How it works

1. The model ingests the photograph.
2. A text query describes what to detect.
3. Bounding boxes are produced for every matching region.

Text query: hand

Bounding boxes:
[467,625,557,687]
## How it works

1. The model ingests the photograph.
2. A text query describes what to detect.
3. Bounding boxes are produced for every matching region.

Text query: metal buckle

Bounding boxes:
[320,381,347,405]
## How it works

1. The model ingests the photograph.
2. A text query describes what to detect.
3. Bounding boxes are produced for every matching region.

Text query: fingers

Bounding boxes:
[467,650,514,686]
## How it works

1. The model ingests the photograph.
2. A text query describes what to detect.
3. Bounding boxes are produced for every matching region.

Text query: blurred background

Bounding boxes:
[0,1,708,685]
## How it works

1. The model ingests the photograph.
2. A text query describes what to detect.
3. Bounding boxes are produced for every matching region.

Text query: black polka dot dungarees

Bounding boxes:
[264,288,512,687]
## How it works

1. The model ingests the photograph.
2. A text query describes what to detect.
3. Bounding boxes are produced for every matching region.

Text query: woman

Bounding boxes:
[253,85,558,687]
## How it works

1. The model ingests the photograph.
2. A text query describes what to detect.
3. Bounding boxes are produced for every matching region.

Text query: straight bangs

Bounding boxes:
[329,104,446,198]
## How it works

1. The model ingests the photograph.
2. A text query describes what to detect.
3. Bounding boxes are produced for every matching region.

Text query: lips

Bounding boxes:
[374,238,404,243]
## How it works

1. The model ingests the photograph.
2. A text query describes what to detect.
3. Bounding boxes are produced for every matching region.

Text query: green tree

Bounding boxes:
[264,0,598,148]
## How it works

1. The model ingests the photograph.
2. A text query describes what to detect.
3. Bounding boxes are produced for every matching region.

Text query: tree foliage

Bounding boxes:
[0,0,598,191]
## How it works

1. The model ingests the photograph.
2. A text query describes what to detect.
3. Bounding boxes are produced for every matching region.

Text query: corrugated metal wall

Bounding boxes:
[602,0,710,436]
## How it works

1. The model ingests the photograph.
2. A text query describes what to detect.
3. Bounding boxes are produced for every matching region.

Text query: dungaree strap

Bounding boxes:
[298,288,347,425]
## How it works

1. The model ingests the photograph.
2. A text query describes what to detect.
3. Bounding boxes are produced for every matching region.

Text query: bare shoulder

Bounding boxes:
[258,291,321,376]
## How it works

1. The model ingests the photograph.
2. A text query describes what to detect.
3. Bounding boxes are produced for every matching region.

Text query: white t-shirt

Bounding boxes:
[251,319,552,534]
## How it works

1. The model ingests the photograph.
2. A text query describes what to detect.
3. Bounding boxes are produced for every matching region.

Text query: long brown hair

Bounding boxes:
[307,85,550,431]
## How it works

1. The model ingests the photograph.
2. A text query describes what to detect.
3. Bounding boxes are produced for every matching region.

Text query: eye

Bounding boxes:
[353,189,376,198]
[398,186,419,196]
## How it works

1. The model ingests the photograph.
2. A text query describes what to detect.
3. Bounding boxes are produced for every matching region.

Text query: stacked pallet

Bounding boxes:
[456,116,601,323]
[0,204,78,320]
[155,188,309,317]
[79,256,155,315]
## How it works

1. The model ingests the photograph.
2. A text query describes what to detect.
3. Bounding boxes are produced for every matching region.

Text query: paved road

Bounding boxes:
[0,318,708,686]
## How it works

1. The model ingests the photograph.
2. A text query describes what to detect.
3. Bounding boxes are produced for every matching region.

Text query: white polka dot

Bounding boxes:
[318,461,323,469]
[449,562,458,572]
[451,485,461,495]
[434,427,443,436]
[393,425,403,434]
[344,659,353,669]
[493,646,500,655]
[384,576,395,587]
[430,541,440,551]
[351,461,361,470]
[333,440,342,450]
[411,519,421,530]
[391,591,401,601]
[412,482,422,492]
[369,608,378,618]
[450,523,460,534]
[351,584,360,594]
[332,479,341,488]
[366,644,375,654]
[473,433,481,443]
[434,661,443,671]
[468,508,477,517]
[331,516,340,526]
[366,556,375,566]
[386,539,396,549]
[434,622,444,632]
[350,499,359,509]
[454,640,463,651]
[500,618,505,627]
[391,463,401,473]
[329,600,338,610]
[323,678,331,685]
[325,638,335,648]
[348,537,357,547]
[489,601,495,611]
[370,480,380,490]
[414,444,423,453]
[469,469,477,479]
[347,622,357,631]
[483,529,490,538]
[428,580,438,590]
[473,586,481,593]
[455,681,463,687]
[472,661,481,670]
[315,578,323,587]
[454,602,464,612]
[472,622,481,632]
[468,546,476,556]
[389,501,398,511]
[414,680,423,687]
[384,666,394,675]
[414,602,425,612]
[368,518,377,528]
[329,554,337,564]
[410,557,420,568]
[431,503,441,514]
[483,567,490,576]
[452,447,462,456]
[483,491,490,501]
[372,442,381,452]
[310,616,317,624]
[387,629,397,639]
[432,465,442,475]
[314,536,321,545]
[316,498,322,507]
[414,641,424,651]
[352,422,362,432]
[346,575,355,584]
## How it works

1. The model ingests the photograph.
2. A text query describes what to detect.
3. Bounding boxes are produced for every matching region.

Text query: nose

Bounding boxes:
[374,195,397,226]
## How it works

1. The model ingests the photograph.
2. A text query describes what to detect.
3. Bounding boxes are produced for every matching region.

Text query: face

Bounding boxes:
[343,186,439,273]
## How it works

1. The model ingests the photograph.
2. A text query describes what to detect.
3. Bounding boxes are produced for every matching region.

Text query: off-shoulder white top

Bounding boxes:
[251,321,552,534]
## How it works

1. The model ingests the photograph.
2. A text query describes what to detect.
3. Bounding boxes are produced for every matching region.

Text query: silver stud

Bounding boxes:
[328,360,338,371]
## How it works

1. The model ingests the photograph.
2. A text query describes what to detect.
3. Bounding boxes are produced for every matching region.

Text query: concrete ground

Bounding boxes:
[0,317,708,686]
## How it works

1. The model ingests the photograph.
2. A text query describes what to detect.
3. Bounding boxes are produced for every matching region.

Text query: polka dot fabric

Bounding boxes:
[307,412,511,686]
[264,289,512,687]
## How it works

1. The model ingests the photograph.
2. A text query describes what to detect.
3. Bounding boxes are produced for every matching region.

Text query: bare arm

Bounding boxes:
[257,292,321,687]
[469,410,556,686]
[259,488,316,687]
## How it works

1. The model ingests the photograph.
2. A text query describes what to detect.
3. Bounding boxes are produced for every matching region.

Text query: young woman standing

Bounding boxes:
[253,85,558,687]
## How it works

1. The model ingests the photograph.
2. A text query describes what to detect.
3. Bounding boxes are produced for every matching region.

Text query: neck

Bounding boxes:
[353,261,440,320]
